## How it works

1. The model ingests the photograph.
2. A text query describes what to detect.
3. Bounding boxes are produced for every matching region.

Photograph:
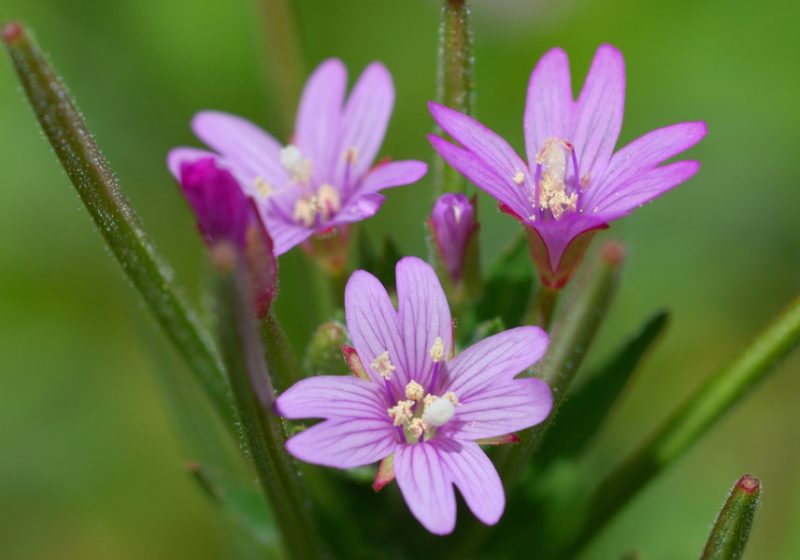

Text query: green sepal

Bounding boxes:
[304,321,350,376]
[701,475,761,560]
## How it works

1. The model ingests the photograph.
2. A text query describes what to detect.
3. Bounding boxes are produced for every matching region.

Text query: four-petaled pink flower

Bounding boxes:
[276,257,552,534]
[169,59,428,256]
[429,44,707,288]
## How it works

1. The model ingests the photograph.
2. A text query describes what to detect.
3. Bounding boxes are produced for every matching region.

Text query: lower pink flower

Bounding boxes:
[276,257,552,534]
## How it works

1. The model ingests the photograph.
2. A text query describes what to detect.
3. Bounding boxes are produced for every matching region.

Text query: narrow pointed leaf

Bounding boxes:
[2,23,234,428]
[537,310,670,466]
[701,474,761,560]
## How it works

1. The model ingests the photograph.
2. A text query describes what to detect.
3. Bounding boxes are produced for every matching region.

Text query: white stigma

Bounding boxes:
[429,336,445,363]
[423,397,455,427]
[280,144,312,184]
[405,380,424,401]
[371,351,396,380]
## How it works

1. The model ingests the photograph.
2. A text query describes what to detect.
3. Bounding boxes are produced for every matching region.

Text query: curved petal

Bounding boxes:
[443,326,549,400]
[585,121,707,208]
[396,257,453,389]
[294,59,347,184]
[192,111,287,186]
[276,375,387,420]
[334,62,395,186]
[592,160,701,219]
[167,147,219,180]
[285,418,396,469]
[329,193,385,228]
[355,160,428,196]
[572,44,626,188]
[394,442,456,535]
[259,213,313,256]
[429,102,534,207]
[428,134,531,218]
[433,439,504,526]
[524,47,575,165]
[345,270,404,388]
[447,378,552,440]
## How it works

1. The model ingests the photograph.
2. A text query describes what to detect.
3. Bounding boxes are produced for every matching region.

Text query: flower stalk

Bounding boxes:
[556,294,800,559]
[434,0,475,194]
[2,23,235,430]
[212,245,321,560]
[701,474,761,560]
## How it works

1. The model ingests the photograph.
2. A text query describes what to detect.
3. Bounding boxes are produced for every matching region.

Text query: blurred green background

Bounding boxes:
[1,0,799,558]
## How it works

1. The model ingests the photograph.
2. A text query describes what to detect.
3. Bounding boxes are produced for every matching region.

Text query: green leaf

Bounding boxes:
[474,233,537,328]
[304,320,350,376]
[701,475,761,560]
[537,310,670,466]
[2,23,234,430]
[356,229,402,290]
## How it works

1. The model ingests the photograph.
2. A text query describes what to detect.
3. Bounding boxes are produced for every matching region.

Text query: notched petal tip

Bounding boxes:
[2,21,23,44]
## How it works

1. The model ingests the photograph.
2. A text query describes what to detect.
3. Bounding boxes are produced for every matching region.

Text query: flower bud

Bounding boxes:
[429,193,478,284]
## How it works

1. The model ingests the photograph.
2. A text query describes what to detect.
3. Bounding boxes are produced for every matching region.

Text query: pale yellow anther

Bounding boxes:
[443,391,460,406]
[254,176,273,200]
[534,137,578,220]
[280,144,312,184]
[344,146,359,165]
[429,336,445,363]
[408,418,428,438]
[423,393,437,408]
[293,197,318,227]
[371,351,396,380]
[405,380,424,401]
[387,400,414,426]
[513,171,525,185]
[317,183,341,220]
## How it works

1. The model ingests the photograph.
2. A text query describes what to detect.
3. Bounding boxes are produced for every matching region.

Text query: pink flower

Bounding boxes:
[429,45,706,288]
[169,59,428,256]
[429,193,479,285]
[276,257,552,534]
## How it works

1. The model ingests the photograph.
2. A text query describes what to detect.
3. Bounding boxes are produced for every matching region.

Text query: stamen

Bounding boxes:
[254,176,273,200]
[429,337,445,363]
[317,183,341,221]
[443,391,460,406]
[405,380,424,401]
[387,400,414,426]
[280,145,312,184]
[293,197,318,227]
[408,418,428,439]
[344,146,359,165]
[371,351,396,380]
[512,171,525,185]
[423,397,455,427]
[533,137,578,220]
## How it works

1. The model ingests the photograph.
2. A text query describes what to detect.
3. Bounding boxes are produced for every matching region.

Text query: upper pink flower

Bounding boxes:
[169,59,428,256]
[429,45,706,286]
[276,257,552,534]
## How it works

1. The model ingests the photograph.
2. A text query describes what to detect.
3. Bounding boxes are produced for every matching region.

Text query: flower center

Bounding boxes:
[388,382,460,444]
[280,144,345,227]
[527,137,586,221]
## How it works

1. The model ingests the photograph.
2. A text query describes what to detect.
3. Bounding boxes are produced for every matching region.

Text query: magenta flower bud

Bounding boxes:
[429,193,478,284]
[178,157,251,249]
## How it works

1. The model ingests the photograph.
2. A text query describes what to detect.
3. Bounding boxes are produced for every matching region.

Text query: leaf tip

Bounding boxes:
[2,21,23,44]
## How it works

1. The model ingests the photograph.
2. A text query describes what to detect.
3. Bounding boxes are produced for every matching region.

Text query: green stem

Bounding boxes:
[255,0,305,136]
[557,294,800,559]
[213,250,322,560]
[2,23,235,430]
[498,243,624,487]
[701,475,761,560]
[433,0,475,194]
[528,285,560,330]
[260,311,303,392]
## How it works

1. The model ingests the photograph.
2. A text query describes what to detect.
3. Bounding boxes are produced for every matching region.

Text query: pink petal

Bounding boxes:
[260,217,314,256]
[394,442,457,535]
[276,375,387,420]
[396,257,454,389]
[356,160,429,196]
[191,111,287,186]
[444,326,549,400]
[345,270,405,387]
[585,121,707,208]
[329,193,385,228]
[285,418,396,469]
[429,102,533,207]
[572,44,626,188]
[334,62,395,185]
[167,147,218,180]
[524,47,575,166]
[448,377,552,440]
[592,160,701,218]
[294,59,347,184]
[428,134,531,219]
[433,439,504,526]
